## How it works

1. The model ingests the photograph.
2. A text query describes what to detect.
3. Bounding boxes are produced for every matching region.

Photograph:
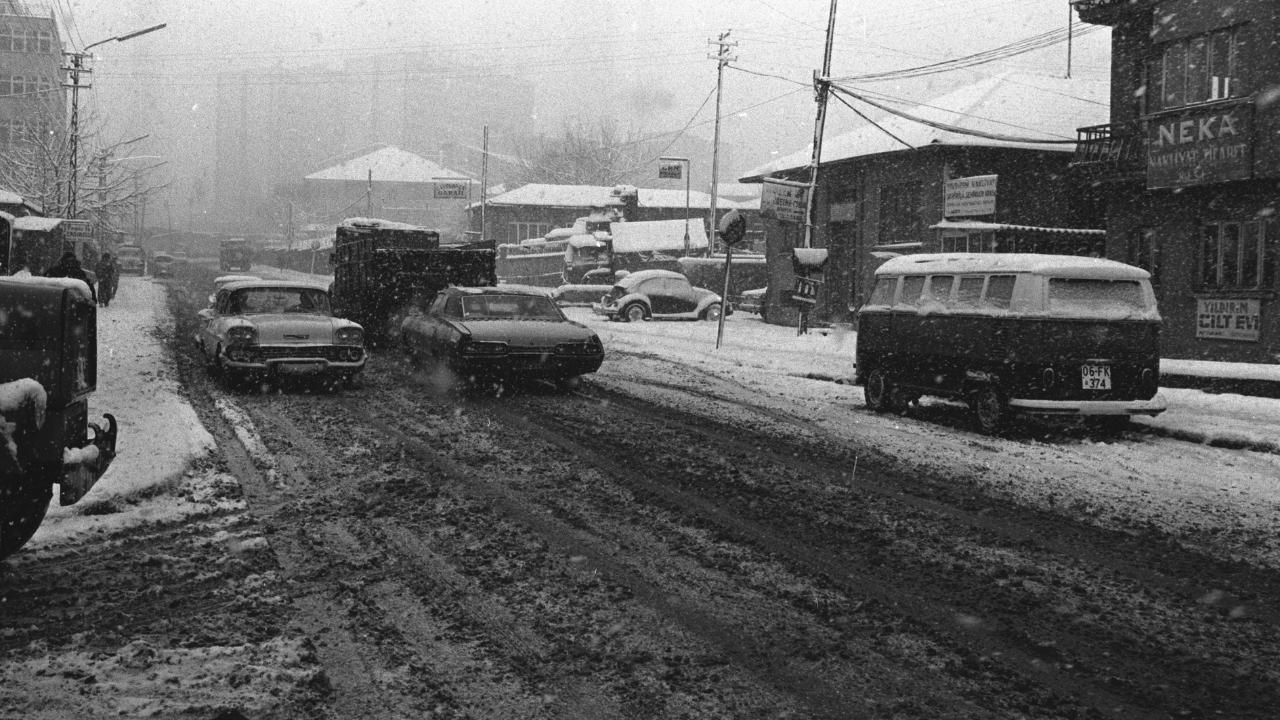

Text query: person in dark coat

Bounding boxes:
[45,251,97,303]
[95,252,119,306]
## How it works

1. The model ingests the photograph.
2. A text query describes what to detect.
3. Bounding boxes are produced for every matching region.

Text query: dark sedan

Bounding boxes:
[400,285,604,389]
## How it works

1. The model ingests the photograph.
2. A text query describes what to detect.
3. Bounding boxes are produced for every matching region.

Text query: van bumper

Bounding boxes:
[1008,395,1167,417]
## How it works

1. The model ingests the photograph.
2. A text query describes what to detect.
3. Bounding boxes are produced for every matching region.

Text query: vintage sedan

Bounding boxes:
[592,268,727,322]
[400,285,604,389]
[196,279,366,387]
[151,252,175,278]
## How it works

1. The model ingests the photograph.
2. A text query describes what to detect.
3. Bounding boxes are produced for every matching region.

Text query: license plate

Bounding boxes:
[278,361,325,375]
[1081,364,1112,390]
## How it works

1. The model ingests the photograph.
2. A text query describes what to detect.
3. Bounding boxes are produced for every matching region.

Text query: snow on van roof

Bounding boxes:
[0,271,94,302]
[875,253,1150,280]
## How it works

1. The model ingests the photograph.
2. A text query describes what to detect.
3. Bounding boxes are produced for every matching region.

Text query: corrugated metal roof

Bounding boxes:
[306,146,473,183]
[743,72,1109,180]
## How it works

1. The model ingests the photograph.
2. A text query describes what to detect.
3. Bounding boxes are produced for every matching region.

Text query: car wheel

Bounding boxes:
[0,445,53,561]
[623,303,648,323]
[864,368,897,413]
[702,303,723,321]
[971,386,1009,434]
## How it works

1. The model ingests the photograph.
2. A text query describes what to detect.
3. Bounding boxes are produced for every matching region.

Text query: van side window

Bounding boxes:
[868,277,896,305]
[955,276,984,307]
[899,276,925,306]
[984,275,1015,309]
[926,275,954,304]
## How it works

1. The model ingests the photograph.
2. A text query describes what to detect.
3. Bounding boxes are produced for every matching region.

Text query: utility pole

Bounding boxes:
[62,24,166,219]
[796,0,839,336]
[481,124,489,243]
[366,169,373,217]
[709,30,736,349]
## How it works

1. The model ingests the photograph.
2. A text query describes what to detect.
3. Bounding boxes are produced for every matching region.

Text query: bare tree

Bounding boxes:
[512,117,660,186]
[0,98,166,234]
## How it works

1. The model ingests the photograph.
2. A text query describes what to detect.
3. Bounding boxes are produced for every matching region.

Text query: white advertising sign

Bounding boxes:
[944,174,998,217]
[1197,298,1261,341]
[761,178,809,224]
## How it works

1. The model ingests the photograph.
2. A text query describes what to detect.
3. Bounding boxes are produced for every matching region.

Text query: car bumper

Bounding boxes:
[223,345,367,376]
[1008,395,1167,417]
[591,303,618,318]
[454,353,603,379]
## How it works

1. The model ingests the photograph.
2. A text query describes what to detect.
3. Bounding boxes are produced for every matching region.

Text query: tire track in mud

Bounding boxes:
[465,374,1280,720]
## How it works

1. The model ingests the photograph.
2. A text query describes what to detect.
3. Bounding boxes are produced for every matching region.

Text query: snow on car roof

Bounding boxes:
[452,284,553,297]
[0,273,94,302]
[874,253,1151,280]
[222,279,330,292]
[615,268,686,286]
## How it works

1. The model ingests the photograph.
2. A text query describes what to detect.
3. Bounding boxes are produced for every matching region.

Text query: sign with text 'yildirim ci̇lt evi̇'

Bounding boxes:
[944,174,997,218]
[1196,298,1260,342]
[1147,104,1253,189]
[761,178,808,224]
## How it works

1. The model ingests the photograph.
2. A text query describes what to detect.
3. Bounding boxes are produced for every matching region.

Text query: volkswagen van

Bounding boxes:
[855,253,1166,433]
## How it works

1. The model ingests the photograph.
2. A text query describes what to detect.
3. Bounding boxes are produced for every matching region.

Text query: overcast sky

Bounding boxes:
[62,0,1110,187]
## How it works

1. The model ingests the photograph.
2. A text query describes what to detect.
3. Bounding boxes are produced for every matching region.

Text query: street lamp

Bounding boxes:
[659,156,691,255]
[65,23,167,217]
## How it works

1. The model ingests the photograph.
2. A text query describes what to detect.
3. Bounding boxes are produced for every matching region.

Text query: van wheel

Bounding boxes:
[971,386,1008,434]
[865,368,896,412]
[0,462,53,560]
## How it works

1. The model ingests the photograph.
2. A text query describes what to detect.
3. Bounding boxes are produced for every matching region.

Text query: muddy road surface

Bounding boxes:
[3,266,1278,719]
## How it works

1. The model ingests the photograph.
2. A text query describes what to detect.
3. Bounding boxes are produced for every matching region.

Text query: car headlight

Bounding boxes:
[461,340,508,355]
[334,326,364,346]
[227,326,257,345]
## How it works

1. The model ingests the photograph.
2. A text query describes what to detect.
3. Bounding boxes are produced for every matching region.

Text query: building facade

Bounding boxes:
[743,73,1109,327]
[0,1,62,195]
[1073,0,1280,362]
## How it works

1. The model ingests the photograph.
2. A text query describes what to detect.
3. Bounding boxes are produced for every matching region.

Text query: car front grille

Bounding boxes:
[256,345,354,361]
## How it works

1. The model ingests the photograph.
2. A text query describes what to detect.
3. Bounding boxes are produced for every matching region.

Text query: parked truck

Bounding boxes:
[219,238,253,272]
[1,274,119,560]
[328,217,496,344]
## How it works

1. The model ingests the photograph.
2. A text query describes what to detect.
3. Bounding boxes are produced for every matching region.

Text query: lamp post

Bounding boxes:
[65,23,166,217]
[658,156,690,254]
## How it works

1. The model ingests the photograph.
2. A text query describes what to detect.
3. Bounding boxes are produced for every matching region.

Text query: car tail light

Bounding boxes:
[556,335,603,355]
[461,340,508,355]
[1041,367,1057,391]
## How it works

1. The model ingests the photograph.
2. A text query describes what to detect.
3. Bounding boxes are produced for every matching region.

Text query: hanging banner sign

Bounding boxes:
[1147,104,1253,189]
[761,178,808,224]
[944,174,998,217]
[1196,298,1260,341]
[433,181,469,199]
[658,161,683,179]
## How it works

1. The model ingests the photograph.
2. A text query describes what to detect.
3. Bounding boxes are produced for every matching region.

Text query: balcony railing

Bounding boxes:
[1072,0,1153,25]
[1071,121,1144,176]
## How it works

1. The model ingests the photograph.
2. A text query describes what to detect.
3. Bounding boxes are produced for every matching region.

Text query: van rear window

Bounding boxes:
[900,276,925,306]
[868,278,896,305]
[1048,279,1146,314]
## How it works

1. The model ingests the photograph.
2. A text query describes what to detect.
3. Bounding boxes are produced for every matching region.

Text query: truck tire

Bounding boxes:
[0,464,53,560]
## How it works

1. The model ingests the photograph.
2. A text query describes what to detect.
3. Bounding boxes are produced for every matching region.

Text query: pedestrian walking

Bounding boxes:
[45,251,97,303]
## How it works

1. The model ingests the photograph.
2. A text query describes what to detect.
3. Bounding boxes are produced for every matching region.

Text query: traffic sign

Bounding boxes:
[718,209,746,246]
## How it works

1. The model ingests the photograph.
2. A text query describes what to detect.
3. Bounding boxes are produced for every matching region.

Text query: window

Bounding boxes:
[508,222,550,244]
[36,30,53,53]
[1128,227,1160,286]
[1200,220,1271,289]
[868,277,896,305]
[878,181,923,245]
[984,275,1015,309]
[0,27,10,52]
[899,276,925,306]
[1149,27,1244,113]
[940,230,996,253]
[10,29,25,52]
[955,276,984,307]
[1048,279,1145,314]
[925,275,954,304]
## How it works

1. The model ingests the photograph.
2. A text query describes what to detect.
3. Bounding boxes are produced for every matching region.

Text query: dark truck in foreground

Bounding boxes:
[328,218,496,345]
[1,275,118,560]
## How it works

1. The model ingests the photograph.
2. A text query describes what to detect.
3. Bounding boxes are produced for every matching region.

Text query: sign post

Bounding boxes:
[715,209,746,349]
[761,178,809,224]
[658,156,691,254]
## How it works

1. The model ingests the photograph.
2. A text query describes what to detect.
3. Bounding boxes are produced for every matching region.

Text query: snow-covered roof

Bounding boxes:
[306,146,474,184]
[12,216,63,232]
[743,72,1109,180]
[479,183,751,211]
[0,272,94,302]
[874,252,1149,280]
[610,219,709,254]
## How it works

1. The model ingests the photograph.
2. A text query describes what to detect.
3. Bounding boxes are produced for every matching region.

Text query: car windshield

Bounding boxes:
[229,287,330,315]
[460,294,562,320]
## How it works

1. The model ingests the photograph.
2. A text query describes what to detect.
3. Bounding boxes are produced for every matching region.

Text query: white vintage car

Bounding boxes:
[196,279,366,387]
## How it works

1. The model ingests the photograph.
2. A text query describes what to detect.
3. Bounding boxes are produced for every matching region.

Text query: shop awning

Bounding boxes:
[931,219,1106,235]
